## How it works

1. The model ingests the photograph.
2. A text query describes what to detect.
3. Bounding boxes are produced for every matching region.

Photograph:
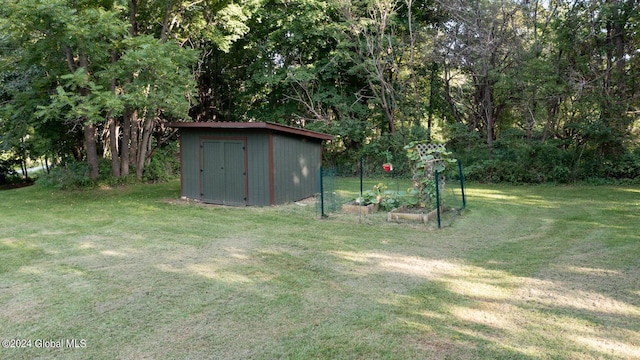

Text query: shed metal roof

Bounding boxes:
[168,121,334,141]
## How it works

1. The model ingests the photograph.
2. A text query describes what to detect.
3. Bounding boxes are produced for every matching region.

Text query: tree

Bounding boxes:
[438,0,640,181]
[2,0,128,180]
[436,0,525,153]
[2,0,638,184]
[550,0,639,169]
[114,35,197,179]
[1,0,198,180]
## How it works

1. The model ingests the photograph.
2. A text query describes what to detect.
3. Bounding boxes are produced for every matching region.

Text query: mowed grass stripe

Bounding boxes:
[0,180,638,359]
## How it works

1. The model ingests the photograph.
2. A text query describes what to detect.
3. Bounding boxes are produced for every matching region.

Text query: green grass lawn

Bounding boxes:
[0,180,639,359]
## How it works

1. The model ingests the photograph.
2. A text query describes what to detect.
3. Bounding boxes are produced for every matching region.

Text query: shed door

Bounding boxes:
[201,140,247,205]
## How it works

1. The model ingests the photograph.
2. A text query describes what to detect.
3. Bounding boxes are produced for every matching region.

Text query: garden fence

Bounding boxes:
[317,155,466,228]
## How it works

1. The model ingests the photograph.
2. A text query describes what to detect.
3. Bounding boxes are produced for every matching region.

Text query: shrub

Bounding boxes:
[0,158,19,185]
[143,143,180,182]
[36,160,91,190]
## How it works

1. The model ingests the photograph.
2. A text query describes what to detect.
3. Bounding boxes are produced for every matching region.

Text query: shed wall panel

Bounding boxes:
[180,130,202,199]
[273,134,321,204]
[244,133,270,206]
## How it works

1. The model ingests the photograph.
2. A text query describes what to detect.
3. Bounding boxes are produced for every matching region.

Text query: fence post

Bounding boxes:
[320,166,326,218]
[359,157,363,223]
[435,169,441,228]
[458,159,466,209]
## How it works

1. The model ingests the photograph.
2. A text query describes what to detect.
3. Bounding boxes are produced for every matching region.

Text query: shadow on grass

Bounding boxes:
[328,249,640,359]
[1,181,638,359]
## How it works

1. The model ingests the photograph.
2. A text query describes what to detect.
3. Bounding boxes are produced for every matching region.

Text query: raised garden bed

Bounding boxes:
[387,205,445,224]
[342,202,379,214]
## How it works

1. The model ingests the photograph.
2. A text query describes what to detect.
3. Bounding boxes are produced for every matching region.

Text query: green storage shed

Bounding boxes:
[169,122,333,206]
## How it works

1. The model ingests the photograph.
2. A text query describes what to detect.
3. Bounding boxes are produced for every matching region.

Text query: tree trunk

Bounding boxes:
[406,0,422,131]
[123,2,139,178]
[427,62,438,140]
[368,79,396,134]
[121,108,131,177]
[136,117,155,179]
[84,123,100,180]
[160,1,175,43]
[542,50,564,143]
[108,115,120,177]
[77,55,99,180]
[481,75,494,151]
[129,0,138,37]
[442,64,463,124]
[108,51,120,178]
[129,109,139,171]
[21,158,27,179]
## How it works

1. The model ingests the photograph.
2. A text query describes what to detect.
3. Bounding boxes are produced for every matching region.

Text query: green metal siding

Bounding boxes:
[201,140,247,205]
[201,140,225,202]
[179,129,272,206]
[179,130,201,200]
[245,135,270,206]
[178,127,322,206]
[273,133,321,204]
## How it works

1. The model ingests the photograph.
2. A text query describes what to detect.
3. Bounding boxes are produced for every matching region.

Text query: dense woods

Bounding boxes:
[1,0,638,184]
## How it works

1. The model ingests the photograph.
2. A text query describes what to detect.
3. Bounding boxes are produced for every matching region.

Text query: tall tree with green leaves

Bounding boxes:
[1,0,199,180]
[548,0,639,169]
[113,35,197,179]
[436,0,526,153]
[1,0,127,179]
